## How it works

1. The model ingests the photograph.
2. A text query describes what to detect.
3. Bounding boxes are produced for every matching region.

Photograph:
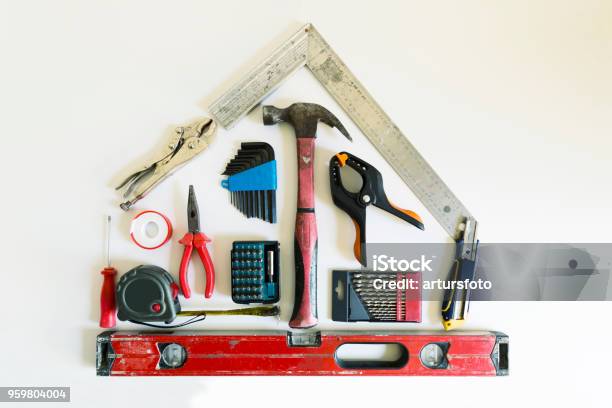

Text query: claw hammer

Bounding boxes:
[263,103,351,328]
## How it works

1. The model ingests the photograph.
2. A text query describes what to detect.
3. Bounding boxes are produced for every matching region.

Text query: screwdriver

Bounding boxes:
[99,215,117,328]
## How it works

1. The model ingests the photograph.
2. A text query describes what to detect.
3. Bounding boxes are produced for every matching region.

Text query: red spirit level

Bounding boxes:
[97,331,508,376]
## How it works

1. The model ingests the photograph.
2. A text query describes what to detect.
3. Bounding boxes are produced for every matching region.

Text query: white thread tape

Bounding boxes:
[130,210,173,250]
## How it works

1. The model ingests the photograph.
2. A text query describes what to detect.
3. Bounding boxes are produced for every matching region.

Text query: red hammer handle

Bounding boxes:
[290,138,318,328]
[296,138,316,208]
[99,267,117,328]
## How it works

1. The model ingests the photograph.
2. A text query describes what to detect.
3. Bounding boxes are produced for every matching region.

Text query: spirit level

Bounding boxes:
[96,331,508,376]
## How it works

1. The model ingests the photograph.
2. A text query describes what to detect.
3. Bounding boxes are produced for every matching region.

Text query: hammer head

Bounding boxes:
[262,103,352,141]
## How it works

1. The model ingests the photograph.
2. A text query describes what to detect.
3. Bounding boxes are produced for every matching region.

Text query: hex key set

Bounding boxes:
[222,142,277,223]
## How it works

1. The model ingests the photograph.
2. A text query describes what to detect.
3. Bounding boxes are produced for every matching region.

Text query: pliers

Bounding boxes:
[330,152,425,266]
[178,185,215,298]
[116,118,217,210]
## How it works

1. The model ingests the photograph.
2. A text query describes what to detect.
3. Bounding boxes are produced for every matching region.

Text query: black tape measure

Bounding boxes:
[116,265,181,323]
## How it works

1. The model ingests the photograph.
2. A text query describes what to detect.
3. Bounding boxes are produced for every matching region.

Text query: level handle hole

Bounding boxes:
[335,342,408,369]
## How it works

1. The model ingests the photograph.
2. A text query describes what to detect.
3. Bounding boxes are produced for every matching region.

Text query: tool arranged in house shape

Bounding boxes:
[95,24,511,379]
[332,270,421,323]
[178,185,215,299]
[209,24,478,330]
[221,142,277,223]
[116,118,217,210]
[262,103,352,329]
[97,330,508,376]
[330,152,424,266]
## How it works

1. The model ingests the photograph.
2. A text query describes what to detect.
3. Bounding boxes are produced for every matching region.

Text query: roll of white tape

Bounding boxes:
[130,210,173,250]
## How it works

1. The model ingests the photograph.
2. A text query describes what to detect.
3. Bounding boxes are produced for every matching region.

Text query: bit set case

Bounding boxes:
[231,241,280,304]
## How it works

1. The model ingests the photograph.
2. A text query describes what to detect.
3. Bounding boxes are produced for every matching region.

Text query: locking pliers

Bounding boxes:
[116,118,217,210]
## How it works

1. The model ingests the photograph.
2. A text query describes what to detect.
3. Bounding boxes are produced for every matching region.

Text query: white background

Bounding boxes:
[1,1,611,407]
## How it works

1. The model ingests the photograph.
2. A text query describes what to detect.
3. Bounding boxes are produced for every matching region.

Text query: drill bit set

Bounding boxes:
[332,270,421,322]
[221,142,277,223]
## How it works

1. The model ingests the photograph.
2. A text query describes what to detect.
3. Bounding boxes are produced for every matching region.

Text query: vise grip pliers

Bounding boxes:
[330,152,425,266]
[116,118,217,210]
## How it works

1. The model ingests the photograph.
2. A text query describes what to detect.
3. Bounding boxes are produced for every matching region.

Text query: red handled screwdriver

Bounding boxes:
[99,215,117,328]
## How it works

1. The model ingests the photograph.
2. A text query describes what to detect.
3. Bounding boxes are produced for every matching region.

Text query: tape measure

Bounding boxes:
[116,265,181,323]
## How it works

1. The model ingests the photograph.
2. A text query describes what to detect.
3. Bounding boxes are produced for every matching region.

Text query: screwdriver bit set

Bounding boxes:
[221,142,277,223]
[231,241,280,304]
[331,270,421,322]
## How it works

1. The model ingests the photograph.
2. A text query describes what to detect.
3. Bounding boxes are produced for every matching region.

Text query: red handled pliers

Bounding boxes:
[178,185,215,298]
